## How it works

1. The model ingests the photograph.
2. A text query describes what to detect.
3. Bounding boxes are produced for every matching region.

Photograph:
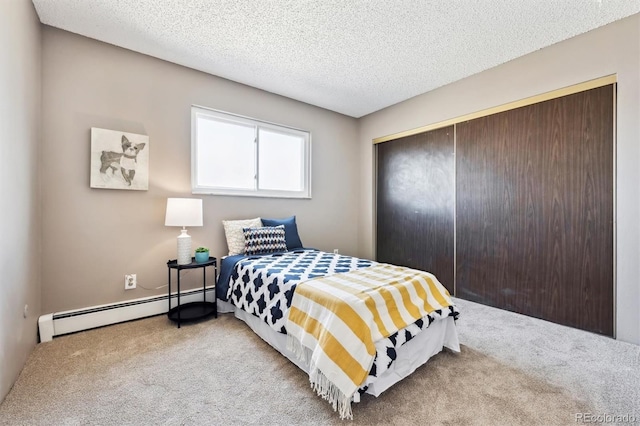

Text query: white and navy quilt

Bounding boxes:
[224,249,459,390]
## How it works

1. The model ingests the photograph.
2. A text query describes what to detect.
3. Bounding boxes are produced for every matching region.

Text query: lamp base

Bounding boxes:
[177,229,192,265]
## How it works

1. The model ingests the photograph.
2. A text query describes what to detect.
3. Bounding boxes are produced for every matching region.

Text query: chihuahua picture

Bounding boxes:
[90,127,149,191]
[99,135,147,186]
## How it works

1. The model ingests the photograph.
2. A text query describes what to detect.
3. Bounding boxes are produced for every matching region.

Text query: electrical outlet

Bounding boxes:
[333,249,339,254]
[125,274,137,290]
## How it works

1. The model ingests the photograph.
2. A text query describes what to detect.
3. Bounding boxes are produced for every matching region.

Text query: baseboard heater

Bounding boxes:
[38,287,215,342]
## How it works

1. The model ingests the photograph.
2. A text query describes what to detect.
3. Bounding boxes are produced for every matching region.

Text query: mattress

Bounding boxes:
[218,298,460,399]
[217,249,461,402]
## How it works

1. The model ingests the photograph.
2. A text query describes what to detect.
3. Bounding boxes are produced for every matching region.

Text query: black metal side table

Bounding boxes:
[167,257,217,328]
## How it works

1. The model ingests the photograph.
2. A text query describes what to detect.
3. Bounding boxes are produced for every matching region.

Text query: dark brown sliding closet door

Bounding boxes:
[376,126,455,293]
[456,85,614,336]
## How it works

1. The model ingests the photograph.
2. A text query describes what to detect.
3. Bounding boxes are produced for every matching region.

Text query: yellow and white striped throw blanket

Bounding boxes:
[285,263,455,419]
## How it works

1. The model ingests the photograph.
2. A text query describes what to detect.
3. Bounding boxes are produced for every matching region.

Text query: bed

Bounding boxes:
[216,247,460,419]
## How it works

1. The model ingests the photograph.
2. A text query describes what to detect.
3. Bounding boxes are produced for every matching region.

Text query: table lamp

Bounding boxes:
[165,198,203,265]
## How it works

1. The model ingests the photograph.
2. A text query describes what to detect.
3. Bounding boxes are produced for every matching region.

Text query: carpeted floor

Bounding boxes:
[0,298,637,425]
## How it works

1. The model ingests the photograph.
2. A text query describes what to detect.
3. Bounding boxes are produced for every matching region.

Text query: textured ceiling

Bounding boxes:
[32,1,640,118]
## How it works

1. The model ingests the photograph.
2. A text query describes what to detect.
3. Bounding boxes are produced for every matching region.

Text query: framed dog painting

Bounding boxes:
[90,128,149,191]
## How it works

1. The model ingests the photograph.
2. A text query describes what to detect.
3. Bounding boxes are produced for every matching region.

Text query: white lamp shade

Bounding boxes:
[165,198,203,227]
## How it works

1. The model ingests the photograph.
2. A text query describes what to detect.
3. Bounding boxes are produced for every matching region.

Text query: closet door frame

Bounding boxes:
[373,75,617,337]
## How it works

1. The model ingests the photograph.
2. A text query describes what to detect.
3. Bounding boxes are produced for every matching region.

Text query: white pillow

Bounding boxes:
[222,217,262,255]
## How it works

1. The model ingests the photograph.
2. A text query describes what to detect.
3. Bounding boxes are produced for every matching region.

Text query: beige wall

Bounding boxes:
[0,0,42,402]
[41,27,360,314]
[358,14,640,345]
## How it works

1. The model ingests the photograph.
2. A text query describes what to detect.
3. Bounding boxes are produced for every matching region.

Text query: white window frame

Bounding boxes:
[191,106,312,198]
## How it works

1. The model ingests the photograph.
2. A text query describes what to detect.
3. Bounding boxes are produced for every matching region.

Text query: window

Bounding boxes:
[191,106,311,198]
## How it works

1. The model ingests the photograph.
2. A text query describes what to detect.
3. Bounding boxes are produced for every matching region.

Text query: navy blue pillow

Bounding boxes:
[261,216,303,250]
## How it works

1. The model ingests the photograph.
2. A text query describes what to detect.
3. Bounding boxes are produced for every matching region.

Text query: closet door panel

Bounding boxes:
[376,126,455,293]
[456,85,614,336]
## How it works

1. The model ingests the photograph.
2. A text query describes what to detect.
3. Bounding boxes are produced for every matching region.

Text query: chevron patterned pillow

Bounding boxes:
[243,225,287,255]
